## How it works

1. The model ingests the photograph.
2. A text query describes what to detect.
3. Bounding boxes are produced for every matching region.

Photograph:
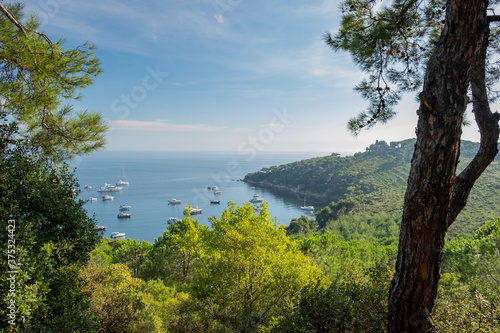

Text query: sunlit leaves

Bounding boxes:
[175,202,323,331]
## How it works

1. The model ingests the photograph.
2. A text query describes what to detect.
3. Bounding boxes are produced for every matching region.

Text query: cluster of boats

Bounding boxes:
[88,176,314,240]
[86,170,131,239]
[117,205,131,218]
[250,194,263,211]
[166,186,223,224]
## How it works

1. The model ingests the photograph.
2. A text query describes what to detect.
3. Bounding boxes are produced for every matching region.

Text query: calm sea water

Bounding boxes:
[73,151,322,243]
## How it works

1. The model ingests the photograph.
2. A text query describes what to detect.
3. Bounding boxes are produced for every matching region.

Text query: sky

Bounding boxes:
[20,0,486,154]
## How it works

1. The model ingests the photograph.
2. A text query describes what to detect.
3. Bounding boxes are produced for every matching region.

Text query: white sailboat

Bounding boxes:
[116,167,129,186]
[300,197,314,211]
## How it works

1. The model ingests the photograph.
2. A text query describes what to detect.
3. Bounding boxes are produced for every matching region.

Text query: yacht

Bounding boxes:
[117,211,131,218]
[249,194,263,203]
[184,207,202,215]
[168,199,182,204]
[111,232,125,238]
[167,217,179,225]
[190,208,202,215]
[97,183,123,192]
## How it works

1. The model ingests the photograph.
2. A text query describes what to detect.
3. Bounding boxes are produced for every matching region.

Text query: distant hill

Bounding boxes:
[244,139,500,237]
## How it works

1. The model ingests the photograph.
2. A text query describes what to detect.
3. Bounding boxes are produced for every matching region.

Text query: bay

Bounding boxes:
[73,151,322,243]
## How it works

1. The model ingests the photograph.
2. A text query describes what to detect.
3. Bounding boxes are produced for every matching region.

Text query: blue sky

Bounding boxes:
[21,0,483,153]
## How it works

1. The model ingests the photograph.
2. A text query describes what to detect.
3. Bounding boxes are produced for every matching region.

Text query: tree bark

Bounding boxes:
[388,1,498,332]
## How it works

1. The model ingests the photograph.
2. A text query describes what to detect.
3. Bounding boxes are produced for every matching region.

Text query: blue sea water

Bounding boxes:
[73,151,322,243]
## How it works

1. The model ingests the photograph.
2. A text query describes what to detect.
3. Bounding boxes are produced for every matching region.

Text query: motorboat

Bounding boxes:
[117,211,131,218]
[111,232,125,238]
[97,183,123,192]
[210,199,221,204]
[190,208,202,215]
[119,205,131,211]
[116,167,129,186]
[214,190,222,195]
[89,197,98,201]
[84,185,92,189]
[212,186,219,191]
[167,217,179,225]
[94,225,106,231]
[249,194,263,203]
[184,207,202,215]
[102,195,114,201]
[253,205,262,211]
[168,199,182,204]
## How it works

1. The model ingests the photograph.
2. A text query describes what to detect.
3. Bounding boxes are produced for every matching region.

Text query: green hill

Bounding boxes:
[244,139,500,237]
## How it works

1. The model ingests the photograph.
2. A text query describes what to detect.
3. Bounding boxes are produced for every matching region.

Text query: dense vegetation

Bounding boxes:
[2,123,499,331]
[55,207,500,332]
[0,114,99,330]
[1,2,499,331]
[244,139,500,237]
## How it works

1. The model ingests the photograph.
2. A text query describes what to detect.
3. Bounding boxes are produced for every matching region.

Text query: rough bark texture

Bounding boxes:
[388,0,499,332]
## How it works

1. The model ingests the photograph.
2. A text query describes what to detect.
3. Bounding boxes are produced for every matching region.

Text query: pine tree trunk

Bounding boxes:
[387,1,496,332]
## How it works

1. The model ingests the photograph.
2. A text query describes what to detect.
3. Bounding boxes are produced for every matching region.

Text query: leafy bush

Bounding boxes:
[433,274,500,332]
[273,265,391,333]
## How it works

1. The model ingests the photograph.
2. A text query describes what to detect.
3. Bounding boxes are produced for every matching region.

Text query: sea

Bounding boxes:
[73,151,323,244]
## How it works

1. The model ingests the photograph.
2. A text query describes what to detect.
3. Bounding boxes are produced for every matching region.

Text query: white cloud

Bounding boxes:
[109,119,227,132]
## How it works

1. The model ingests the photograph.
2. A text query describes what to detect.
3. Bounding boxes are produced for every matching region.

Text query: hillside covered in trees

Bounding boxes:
[244,139,500,237]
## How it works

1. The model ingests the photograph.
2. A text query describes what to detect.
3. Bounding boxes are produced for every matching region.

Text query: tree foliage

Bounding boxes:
[0,114,99,331]
[248,139,500,237]
[274,265,392,333]
[0,2,106,161]
[324,0,500,133]
[328,0,500,331]
[174,202,324,331]
[442,218,500,291]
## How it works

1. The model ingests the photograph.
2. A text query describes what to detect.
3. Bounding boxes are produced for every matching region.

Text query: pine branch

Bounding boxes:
[0,1,53,46]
